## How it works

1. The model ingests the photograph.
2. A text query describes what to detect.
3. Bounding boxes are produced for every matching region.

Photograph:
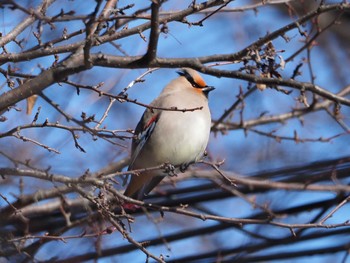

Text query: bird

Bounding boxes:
[124,68,214,200]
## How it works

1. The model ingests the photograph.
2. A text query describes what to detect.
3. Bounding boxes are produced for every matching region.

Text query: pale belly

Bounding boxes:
[136,110,211,168]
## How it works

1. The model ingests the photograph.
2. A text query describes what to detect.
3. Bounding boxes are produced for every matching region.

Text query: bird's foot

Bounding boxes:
[164,163,177,177]
[180,163,190,173]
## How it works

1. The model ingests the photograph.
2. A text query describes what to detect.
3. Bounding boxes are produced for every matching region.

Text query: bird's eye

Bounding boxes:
[192,82,200,88]
[177,69,205,89]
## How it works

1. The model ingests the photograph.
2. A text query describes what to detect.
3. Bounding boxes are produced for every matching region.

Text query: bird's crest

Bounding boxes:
[177,68,206,89]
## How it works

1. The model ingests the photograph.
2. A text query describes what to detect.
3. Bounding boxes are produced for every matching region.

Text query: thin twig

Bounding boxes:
[319,195,350,224]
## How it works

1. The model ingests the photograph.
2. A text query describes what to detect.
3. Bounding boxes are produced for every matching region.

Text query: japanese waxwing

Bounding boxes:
[124,68,214,200]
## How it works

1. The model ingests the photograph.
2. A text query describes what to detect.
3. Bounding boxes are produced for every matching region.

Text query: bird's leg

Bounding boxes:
[163,163,177,177]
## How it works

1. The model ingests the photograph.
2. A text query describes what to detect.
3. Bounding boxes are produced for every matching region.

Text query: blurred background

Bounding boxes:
[1,0,350,262]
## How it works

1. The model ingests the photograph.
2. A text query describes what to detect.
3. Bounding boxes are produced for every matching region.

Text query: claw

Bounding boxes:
[164,163,177,177]
[180,163,189,173]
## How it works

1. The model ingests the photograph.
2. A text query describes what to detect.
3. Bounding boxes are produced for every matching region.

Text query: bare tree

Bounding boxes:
[1,0,350,262]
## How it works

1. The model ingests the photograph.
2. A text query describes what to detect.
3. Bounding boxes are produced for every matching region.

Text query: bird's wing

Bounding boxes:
[123,110,160,189]
[128,110,160,169]
[123,110,161,197]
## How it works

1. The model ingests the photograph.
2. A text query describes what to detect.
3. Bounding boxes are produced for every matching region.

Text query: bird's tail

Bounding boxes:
[124,171,165,200]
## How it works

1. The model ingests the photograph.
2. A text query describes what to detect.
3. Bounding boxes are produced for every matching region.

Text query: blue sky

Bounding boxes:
[1,0,350,262]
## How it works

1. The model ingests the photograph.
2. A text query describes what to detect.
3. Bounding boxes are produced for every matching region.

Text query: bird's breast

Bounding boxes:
[146,108,211,166]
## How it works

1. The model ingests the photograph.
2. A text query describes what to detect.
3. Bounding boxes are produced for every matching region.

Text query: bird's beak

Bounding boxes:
[203,86,215,93]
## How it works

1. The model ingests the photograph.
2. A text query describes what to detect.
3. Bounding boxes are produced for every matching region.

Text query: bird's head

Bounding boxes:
[177,68,215,97]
